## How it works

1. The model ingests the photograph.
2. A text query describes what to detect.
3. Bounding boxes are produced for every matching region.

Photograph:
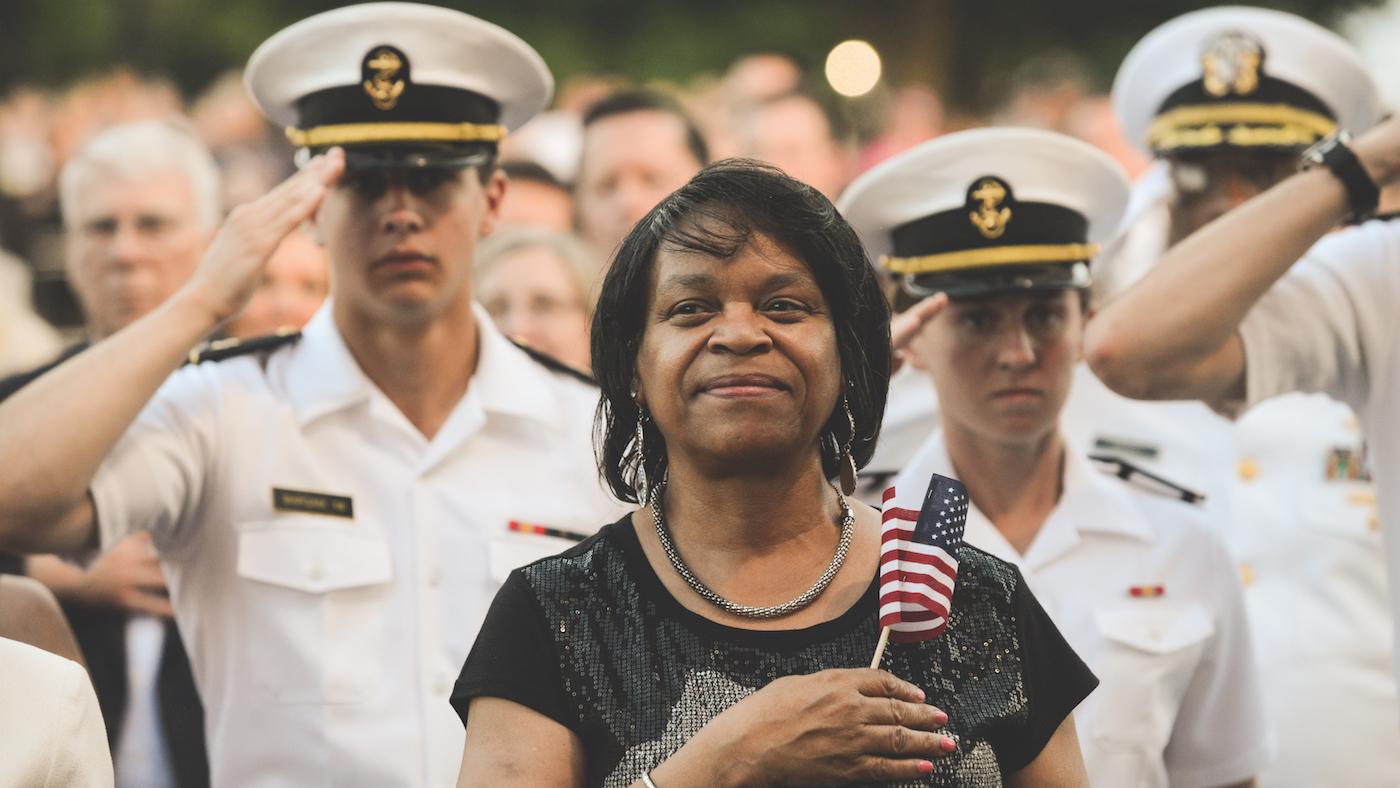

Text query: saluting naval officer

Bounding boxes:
[1099,9,1398,785]
[840,128,1271,788]
[1087,101,1400,783]
[0,3,624,786]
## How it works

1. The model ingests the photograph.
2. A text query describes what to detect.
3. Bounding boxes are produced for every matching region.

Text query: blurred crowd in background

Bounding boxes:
[8,0,1400,373]
[0,41,1164,374]
[9,1,1400,784]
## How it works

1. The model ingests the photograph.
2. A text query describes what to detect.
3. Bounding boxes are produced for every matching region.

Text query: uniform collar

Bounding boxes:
[282,301,374,425]
[281,300,566,432]
[911,430,1153,571]
[468,300,566,432]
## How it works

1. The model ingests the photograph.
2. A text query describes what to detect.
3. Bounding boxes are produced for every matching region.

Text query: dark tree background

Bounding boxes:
[1,0,1382,110]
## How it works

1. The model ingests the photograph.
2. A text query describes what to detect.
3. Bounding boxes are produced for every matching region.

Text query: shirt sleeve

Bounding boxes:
[89,363,223,552]
[1237,219,1400,417]
[1162,538,1274,786]
[992,568,1099,774]
[451,569,571,731]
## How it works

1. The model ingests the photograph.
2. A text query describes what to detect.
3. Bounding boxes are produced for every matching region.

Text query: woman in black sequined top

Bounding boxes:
[453,161,1096,787]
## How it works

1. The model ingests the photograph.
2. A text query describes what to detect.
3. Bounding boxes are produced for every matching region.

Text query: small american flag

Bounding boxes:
[878,474,969,644]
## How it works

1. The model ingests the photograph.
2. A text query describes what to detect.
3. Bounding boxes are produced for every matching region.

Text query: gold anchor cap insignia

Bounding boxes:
[1201,31,1263,98]
[967,177,1012,239]
[362,45,408,110]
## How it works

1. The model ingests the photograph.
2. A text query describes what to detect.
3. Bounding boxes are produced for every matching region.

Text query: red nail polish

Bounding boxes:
[941,737,957,752]
[918,760,934,774]
[934,710,948,725]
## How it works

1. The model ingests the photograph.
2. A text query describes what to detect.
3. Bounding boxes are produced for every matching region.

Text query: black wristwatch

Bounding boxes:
[1299,130,1380,223]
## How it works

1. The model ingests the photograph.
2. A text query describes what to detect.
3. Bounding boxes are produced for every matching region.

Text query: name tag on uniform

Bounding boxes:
[1093,435,1160,461]
[272,488,355,519]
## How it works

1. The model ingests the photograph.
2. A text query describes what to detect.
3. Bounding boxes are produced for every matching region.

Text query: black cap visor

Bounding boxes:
[901,261,1090,299]
[297,142,494,172]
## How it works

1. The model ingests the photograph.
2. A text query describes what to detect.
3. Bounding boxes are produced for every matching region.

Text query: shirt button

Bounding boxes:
[308,563,325,582]
[434,673,452,696]
[1236,458,1258,481]
[427,567,441,588]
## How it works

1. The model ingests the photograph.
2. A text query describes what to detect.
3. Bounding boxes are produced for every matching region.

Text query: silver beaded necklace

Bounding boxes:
[648,481,856,619]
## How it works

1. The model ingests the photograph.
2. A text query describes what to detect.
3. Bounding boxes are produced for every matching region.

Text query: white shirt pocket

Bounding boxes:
[236,519,394,705]
[1085,602,1214,787]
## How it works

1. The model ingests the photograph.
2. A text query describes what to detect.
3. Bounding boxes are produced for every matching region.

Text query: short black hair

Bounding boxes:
[590,159,890,503]
[582,89,710,169]
[500,159,567,190]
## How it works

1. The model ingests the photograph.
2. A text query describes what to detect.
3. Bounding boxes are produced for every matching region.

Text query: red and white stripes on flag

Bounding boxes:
[878,474,969,644]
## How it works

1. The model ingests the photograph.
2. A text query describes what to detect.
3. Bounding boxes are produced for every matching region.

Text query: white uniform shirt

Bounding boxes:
[1230,393,1399,786]
[1104,174,1400,781]
[893,432,1271,787]
[113,616,175,788]
[1061,368,1235,522]
[90,302,625,787]
[869,362,1235,520]
[1238,218,1400,699]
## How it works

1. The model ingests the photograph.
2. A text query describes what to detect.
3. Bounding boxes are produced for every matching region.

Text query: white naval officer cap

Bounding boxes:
[838,127,1129,299]
[244,2,552,168]
[1114,5,1381,157]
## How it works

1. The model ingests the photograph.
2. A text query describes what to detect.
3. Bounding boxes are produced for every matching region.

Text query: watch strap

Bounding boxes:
[1305,133,1380,222]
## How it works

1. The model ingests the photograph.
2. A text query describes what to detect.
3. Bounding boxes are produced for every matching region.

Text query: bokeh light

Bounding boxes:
[825,39,882,97]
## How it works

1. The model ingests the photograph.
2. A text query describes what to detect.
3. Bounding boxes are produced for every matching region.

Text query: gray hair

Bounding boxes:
[59,118,223,231]
[474,228,605,318]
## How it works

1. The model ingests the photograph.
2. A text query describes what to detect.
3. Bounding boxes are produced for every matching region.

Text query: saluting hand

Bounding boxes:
[184,148,345,327]
[654,668,955,787]
[891,293,948,374]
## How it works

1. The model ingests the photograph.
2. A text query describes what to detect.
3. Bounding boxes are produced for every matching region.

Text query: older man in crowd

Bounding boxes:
[742,87,855,201]
[574,89,708,258]
[0,118,217,788]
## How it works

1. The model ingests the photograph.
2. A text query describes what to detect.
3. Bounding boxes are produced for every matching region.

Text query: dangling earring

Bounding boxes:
[634,409,650,504]
[839,397,858,496]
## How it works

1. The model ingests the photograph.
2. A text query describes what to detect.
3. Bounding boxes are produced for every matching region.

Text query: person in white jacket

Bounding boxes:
[0,635,113,788]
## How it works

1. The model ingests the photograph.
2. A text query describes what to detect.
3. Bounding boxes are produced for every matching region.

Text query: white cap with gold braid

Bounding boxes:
[838,127,1130,298]
[244,2,552,155]
[1114,6,1380,156]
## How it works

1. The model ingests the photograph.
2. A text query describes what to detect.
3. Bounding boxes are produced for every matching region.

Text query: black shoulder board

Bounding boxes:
[1089,453,1206,505]
[187,330,301,365]
[510,339,596,386]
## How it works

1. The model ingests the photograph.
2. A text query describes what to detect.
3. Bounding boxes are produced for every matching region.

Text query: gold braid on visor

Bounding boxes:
[881,243,1100,275]
[1147,102,1336,150]
[285,121,507,148]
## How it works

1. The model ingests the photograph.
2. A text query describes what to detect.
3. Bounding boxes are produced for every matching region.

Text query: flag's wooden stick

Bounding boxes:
[870,625,891,669]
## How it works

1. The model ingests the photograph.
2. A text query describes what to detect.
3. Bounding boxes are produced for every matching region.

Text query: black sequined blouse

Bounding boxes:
[453,517,1095,787]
